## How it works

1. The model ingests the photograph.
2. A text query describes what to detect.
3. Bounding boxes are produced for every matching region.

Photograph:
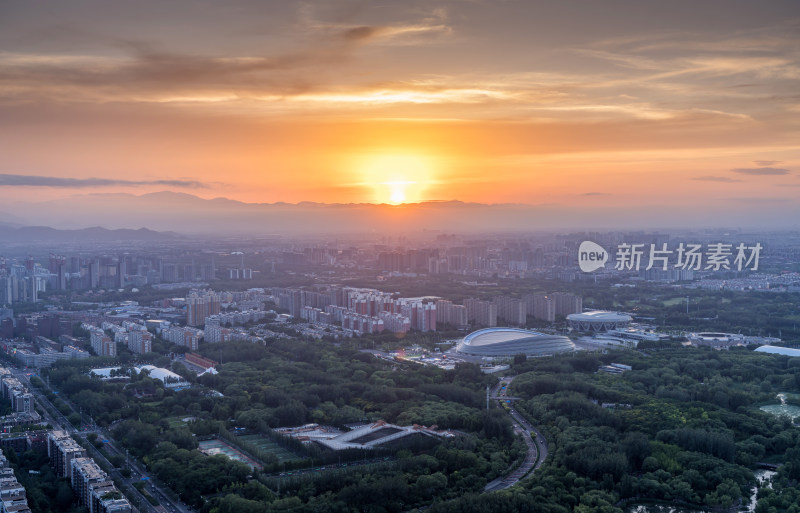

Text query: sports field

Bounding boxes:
[237,434,300,462]
[198,438,262,470]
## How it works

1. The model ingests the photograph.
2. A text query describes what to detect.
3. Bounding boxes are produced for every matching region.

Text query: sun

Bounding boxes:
[358,154,436,204]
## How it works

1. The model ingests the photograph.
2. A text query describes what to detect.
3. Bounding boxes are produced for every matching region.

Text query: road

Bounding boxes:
[484,376,549,491]
[12,368,192,513]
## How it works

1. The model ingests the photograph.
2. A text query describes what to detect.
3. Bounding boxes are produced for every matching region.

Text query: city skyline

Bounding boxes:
[1,1,799,230]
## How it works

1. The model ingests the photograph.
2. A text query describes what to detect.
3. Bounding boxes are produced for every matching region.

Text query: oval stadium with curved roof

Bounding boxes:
[456,327,576,357]
[567,311,632,332]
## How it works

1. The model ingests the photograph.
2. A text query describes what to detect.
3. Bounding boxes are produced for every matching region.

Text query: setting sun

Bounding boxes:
[358,154,436,204]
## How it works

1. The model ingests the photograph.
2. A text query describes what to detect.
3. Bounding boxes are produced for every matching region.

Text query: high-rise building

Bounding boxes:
[435,300,468,329]
[48,431,87,478]
[89,328,116,357]
[464,298,497,327]
[126,330,152,354]
[186,291,221,326]
[551,292,583,316]
[535,295,555,322]
[493,296,526,326]
[88,261,100,289]
[117,257,126,288]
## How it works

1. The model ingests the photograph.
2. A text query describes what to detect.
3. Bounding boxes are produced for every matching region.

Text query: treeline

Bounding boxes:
[42,338,521,512]
[426,347,800,513]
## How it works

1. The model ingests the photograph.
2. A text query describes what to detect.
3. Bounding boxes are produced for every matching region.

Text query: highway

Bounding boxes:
[484,376,548,491]
[12,367,192,513]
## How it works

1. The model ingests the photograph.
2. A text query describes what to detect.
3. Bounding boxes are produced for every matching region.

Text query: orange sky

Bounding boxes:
[0,1,798,224]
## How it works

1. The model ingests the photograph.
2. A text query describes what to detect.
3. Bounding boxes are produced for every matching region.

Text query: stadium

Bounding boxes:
[567,311,632,332]
[456,327,576,357]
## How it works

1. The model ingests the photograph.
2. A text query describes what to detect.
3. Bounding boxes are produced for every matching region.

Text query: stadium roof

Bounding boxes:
[457,327,575,357]
[754,345,800,357]
[566,311,632,322]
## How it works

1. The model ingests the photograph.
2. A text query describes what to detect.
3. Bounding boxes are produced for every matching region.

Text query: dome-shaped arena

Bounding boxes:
[456,327,576,357]
[567,311,632,332]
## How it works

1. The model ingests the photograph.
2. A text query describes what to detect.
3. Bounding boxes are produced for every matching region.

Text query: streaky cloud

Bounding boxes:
[0,174,207,188]
[693,176,741,182]
[731,167,791,176]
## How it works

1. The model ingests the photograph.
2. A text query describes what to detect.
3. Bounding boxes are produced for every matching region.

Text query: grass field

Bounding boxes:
[198,438,263,470]
[162,416,190,429]
[237,434,301,462]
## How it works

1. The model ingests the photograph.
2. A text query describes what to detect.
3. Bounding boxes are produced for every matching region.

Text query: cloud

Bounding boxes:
[580,192,611,196]
[728,197,792,203]
[0,174,207,188]
[339,22,451,43]
[0,9,453,106]
[731,167,791,175]
[753,160,782,166]
[326,7,451,44]
[693,176,741,182]
[342,26,379,41]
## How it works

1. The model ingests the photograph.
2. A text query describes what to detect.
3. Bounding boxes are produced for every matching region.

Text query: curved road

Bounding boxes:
[484,376,548,491]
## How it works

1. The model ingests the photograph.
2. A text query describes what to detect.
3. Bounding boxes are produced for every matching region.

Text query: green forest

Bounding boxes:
[35,339,800,513]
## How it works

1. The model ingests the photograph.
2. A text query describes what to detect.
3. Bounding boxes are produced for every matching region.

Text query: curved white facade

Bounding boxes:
[456,327,576,357]
[567,311,632,332]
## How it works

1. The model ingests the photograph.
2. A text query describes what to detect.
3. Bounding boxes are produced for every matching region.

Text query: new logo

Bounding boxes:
[578,241,608,272]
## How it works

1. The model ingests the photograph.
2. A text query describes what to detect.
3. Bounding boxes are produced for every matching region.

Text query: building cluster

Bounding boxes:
[87,326,116,357]
[204,322,259,344]
[267,286,582,335]
[200,307,267,344]
[48,431,132,512]
[162,325,203,351]
[0,370,34,415]
[272,286,439,335]
[522,292,583,323]
[6,335,90,369]
[639,268,695,282]
[0,311,72,342]
[83,319,156,357]
[0,368,41,431]
[375,244,563,277]
[0,451,31,513]
[460,293,582,328]
[226,267,253,280]
[685,332,782,349]
[48,253,221,291]
[0,250,237,303]
[0,257,42,304]
[100,321,152,355]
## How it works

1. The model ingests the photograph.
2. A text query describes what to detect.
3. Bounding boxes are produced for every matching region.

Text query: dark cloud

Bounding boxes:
[752,160,782,166]
[342,26,379,41]
[731,167,790,176]
[0,174,207,188]
[0,37,357,103]
[693,176,741,182]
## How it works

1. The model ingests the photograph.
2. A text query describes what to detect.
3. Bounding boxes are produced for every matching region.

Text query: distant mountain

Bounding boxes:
[6,190,796,234]
[0,225,182,242]
[8,191,579,235]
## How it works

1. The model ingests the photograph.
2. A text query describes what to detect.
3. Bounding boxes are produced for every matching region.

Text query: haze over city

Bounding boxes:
[1,0,799,232]
[3,4,800,513]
